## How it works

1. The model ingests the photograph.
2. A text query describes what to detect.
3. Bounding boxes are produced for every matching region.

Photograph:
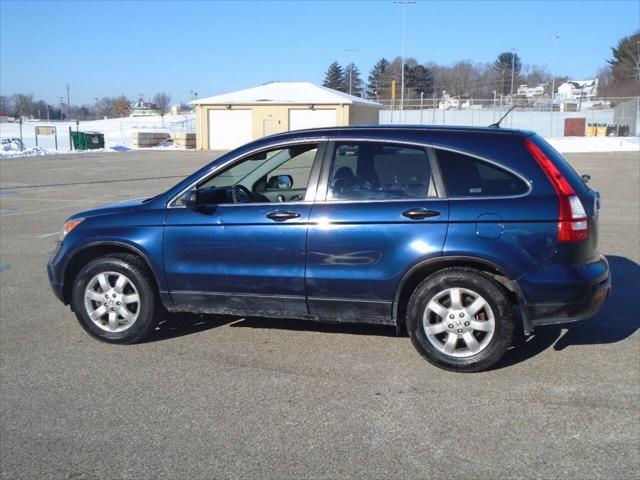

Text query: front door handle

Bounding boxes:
[266,210,301,221]
[402,208,441,220]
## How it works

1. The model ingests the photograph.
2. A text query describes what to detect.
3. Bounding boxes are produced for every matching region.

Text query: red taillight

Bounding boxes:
[525,138,588,242]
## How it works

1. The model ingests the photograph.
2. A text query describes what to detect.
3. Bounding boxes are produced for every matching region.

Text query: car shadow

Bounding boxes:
[144,255,639,369]
[144,312,237,342]
[496,255,640,369]
[229,316,397,337]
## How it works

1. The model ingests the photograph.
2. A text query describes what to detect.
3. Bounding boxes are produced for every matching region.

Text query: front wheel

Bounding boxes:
[406,268,515,372]
[71,253,158,344]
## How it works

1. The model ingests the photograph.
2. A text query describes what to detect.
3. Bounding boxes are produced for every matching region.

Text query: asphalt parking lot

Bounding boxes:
[1,149,639,479]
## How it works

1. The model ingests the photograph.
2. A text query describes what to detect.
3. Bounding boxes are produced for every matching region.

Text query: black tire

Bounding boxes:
[71,253,158,344]
[406,267,515,372]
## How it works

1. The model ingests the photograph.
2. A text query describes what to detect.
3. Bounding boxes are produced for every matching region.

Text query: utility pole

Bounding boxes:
[394,0,415,121]
[66,83,70,119]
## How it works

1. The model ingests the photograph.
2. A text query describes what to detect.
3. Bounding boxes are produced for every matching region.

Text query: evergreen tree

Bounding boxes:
[344,63,363,96]
[323,62,346,91]
[493,52,522,95]
[406,64,434,97]
[367,58,390,98]
[607,31,640,82]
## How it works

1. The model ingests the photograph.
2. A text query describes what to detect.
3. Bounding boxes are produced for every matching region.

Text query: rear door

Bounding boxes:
[305,140,450,323]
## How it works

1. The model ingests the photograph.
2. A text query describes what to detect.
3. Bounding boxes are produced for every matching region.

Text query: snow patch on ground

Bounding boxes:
[0,114,193,157]
[546,136,640,153]
[0,145,131,158]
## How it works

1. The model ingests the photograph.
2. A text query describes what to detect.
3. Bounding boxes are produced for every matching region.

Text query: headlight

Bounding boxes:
[59,218,84,242]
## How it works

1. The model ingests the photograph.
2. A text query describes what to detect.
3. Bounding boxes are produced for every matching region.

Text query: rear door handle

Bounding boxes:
[402,208,441,220]
[266,210,301,221]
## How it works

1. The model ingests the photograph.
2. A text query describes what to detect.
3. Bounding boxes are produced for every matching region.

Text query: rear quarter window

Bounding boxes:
[436,149,529,197]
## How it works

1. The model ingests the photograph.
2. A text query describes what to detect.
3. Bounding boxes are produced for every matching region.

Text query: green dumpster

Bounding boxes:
[70,131,105,150]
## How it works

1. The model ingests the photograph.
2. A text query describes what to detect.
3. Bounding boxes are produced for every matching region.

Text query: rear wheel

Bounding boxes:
[406,268,515,372]
[71,253,158,343]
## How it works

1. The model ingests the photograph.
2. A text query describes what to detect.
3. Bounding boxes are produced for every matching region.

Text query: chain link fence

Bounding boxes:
[379,97,640,137]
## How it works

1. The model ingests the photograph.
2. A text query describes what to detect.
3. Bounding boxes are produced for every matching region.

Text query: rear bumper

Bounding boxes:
[528,275,611,327]
[524,255,611,327]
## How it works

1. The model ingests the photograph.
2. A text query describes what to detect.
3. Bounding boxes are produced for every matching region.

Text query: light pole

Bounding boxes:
[394,0,415,121]
[550,34,559,136]
[344,48,357,95]
[551,34,559,102]
[509,48,517,105]
[66,83,71,119]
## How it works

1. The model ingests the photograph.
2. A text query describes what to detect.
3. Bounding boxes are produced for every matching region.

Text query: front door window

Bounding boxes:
[187,144,319,205]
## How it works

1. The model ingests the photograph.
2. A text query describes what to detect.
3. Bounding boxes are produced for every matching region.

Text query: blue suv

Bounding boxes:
[47,126,611,372]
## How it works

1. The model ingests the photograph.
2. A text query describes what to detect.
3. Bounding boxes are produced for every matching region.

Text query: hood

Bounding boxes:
[69,197,148,220]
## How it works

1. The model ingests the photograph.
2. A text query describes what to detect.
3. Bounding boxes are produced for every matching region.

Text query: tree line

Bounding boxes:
[324,31,639,100]
[0,92,175,121]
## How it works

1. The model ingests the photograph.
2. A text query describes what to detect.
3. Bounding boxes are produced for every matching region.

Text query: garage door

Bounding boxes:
[289,109,337,131]
[208,110,253,150]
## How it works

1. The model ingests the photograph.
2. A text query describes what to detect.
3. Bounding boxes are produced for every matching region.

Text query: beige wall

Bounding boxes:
[348,104,381,125]
[195,103,381,150]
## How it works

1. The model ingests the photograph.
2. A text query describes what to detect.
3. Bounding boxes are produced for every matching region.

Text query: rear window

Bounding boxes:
[436,149,529,197]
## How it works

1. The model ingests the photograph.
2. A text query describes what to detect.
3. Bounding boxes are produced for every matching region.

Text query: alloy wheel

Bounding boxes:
[84,271,140,333]
[422,287,495,358]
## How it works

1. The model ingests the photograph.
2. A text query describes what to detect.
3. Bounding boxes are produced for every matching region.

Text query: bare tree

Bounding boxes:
[153,92,171,124]
[0,95,10,115]
[522,64,551,88]
[112,95,132,118]
[95,97,115,118]
[10,93,34,118]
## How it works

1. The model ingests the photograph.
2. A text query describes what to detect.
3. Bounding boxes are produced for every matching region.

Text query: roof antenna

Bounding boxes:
[489,105,516,128]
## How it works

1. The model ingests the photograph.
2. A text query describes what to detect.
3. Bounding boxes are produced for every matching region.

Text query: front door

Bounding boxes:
[164,142,324,317]
[305,141,450,323]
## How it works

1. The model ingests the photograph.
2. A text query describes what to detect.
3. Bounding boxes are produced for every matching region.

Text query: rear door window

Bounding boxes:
[436,149,529,197]
[327,142,438,200]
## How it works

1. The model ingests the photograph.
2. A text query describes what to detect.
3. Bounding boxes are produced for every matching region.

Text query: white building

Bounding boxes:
[516,84,547,98]
[556,80,599,101]
[191,82,382,150]
[437,92,461,109]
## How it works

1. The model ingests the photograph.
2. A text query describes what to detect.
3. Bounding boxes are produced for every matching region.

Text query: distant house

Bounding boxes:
[130,97,160,117]
[516,84,547,99]
[170,104,194,115]
[437,92,461,109]
[556,80,598,101]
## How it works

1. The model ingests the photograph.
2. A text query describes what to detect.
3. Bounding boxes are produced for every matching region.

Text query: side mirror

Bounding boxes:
[581,174,591,184]
[268,174,293,190]
[184,188,199,210]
